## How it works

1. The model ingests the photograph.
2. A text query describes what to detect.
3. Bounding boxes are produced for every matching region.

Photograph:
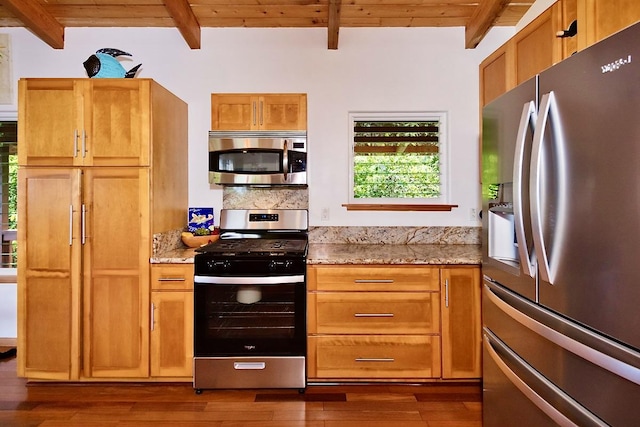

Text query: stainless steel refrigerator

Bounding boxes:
[481,21,640,426]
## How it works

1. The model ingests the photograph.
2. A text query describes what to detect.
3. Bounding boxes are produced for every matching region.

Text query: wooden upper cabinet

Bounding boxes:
[559,0,578,58]
[512,4,563,86]
[86,80,149,166]
[479,44,512,107]
[211,93,307,131]
[18,79,81,167]
[18,78,150,167]
[577,0,640,49]
[479,0,578,106]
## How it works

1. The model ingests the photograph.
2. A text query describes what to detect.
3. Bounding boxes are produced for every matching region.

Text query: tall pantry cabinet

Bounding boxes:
[17,78,188,380]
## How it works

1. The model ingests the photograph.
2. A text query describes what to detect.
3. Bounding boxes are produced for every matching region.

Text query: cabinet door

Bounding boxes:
[17,168,82,380]
[82,168,150,378]
[260,94,307,131]
[440,267,482,379]
[151,291,193,378]
[87,79,149,166]
[211,93,307,130]
[150,264,194,378]
[479,43,513,107]
[512,4,563,85]
[211,94,255,130]
[578,0,640,49]
[18,79,84,167]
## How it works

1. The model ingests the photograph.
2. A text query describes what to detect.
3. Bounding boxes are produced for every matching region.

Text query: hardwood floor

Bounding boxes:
[0,352,482,427]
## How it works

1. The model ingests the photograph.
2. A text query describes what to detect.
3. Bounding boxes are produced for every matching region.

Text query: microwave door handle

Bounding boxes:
[513,101,537,278]
[282,139,289,180]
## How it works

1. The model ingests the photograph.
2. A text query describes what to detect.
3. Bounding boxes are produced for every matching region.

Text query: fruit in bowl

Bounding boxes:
[181,228,220,248]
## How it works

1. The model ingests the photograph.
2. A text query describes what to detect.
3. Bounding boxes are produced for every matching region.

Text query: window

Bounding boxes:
[0,121,17,271]
[346,112,453,211]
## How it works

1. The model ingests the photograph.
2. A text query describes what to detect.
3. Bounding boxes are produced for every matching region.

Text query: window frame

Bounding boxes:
[346,111,451,208]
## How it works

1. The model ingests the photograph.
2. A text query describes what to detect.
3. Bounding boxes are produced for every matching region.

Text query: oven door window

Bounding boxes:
[214,149,283,174]
[194,282,306,356]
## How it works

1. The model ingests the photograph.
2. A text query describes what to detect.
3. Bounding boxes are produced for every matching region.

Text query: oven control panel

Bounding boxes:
[195,255,306,276]
[249,213,279,222]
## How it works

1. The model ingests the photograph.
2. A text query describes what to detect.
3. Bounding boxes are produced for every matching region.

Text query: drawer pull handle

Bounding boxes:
[354,313,394,318]
[354,279,394,283]
[355,358,395,363]
[234,362,266,370]
[158,277,186,282]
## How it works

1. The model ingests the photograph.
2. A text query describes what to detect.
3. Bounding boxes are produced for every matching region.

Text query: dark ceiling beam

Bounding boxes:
[164,0,201,49]
[328,0,342,50]
[2,0,64,49]
[465,0,510,48]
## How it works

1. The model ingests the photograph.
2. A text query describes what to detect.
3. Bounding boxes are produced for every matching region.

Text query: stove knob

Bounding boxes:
[268,260,294,272]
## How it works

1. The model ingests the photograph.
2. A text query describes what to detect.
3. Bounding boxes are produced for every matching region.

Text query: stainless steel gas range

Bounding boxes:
[193,209,308,393]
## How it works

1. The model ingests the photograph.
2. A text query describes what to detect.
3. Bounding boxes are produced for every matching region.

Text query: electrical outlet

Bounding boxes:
[470,208,477,221]
[321,208,330,221]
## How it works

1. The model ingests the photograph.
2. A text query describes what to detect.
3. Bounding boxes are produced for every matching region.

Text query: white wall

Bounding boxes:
[0,283,16,338]
[516,0,558,31]
[1,25,514,227]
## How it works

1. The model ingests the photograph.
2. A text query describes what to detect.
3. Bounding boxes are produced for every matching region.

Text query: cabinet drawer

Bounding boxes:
[308,335,441,379]
[151,264,194,291]
[309,292,440,334]
[309,265,440,291]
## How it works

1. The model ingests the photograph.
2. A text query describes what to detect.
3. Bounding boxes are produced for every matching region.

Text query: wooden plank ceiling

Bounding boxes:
[0,0,534,50]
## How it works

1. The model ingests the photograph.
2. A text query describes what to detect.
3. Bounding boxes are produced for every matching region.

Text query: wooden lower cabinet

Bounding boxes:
[441,267,482,379]
[18,168,151,380]
[307,264,481,382]
[308,335,441,379]
[150,264,194,379]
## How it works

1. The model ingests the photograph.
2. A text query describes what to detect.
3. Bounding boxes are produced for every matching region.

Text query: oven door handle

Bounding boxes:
[194,275,305,285]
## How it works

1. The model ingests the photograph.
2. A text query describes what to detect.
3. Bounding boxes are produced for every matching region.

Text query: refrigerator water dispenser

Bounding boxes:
[488,205,519,268]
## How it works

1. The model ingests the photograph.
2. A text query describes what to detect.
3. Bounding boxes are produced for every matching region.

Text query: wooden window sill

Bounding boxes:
[341,204,458,212]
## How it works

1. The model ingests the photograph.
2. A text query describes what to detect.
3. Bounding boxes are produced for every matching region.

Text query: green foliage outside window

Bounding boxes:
[352,119,442,200]
[8,153,17,229]
[0,121,18,268]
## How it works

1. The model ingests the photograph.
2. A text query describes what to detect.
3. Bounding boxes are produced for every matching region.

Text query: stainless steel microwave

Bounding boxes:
[208,131,307,186]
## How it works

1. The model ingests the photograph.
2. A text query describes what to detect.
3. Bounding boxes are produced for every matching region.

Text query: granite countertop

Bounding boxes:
[151,247,198,264]
[151,243,481,265]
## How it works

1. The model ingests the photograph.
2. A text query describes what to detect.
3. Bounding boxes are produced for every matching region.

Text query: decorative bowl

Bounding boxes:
[181,232,219,248]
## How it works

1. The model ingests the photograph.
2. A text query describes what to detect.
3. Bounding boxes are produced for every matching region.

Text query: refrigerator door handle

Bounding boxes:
[530,91,567,284]
[513,101,537,278]
[485,282,640,386]
[484,329,608,427]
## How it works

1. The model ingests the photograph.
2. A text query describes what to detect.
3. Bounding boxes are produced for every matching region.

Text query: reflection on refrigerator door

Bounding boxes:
[484,280,640,426]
